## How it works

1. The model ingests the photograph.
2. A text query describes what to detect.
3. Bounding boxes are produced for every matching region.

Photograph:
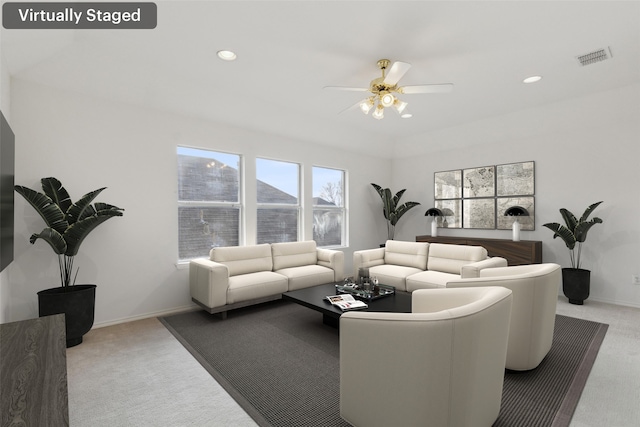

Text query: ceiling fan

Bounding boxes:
[324,59,453,120]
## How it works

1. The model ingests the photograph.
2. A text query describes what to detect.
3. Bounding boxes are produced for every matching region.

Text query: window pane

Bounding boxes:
[178,147,240,202]
[256,208,298,244]
[312,167,343,207]
[178,206,239,260]
[256,158,298,204]
[313,166,345,247]
[313,209,343,247]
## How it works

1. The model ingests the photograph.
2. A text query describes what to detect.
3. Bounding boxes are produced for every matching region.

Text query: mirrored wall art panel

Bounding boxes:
[497,197,535,230]
[435,199,462,229]
[434,170,462,200]
[463,166,495,198]
[496,161,535,196]
[463,198,495,229]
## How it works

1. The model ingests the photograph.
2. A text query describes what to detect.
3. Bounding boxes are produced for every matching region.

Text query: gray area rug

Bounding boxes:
[160,300,608,427]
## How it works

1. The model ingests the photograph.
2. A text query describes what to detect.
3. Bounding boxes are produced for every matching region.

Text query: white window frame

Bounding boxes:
[177,146,243,262]
[312,166,347,248]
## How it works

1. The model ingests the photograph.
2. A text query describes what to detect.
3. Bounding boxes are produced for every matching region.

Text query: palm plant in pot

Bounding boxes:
[543,201,603,305]
[371,183,421,243]
[14,177,124,347]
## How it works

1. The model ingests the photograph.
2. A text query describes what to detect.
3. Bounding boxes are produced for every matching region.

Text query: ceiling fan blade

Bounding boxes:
[383,61,411,86]
[323,86,369,92]
[337,99,365,115]
[400,83,454,94]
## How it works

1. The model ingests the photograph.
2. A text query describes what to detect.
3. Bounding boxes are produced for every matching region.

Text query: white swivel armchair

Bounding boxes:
[446,263,561,371]
[340,287,513,427]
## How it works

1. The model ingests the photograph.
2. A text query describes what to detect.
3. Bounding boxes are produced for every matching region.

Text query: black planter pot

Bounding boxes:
[562,268,590,305]
[37,284,96,347]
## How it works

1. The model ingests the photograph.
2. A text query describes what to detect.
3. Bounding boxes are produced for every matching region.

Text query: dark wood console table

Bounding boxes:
[1,314,69,426]
[416,235,542,266]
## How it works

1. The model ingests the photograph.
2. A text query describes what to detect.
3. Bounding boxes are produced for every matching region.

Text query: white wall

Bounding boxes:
[392,83,640,308]
[5,79,390,325]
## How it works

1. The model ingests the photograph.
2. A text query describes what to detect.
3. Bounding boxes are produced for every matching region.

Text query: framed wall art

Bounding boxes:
[496,161,534,197]
[463,166,495,198]
[433,161,535,231]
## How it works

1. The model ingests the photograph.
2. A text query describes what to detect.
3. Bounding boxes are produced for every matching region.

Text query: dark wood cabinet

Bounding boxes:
[416,235,542,266]
[1,314,69,426]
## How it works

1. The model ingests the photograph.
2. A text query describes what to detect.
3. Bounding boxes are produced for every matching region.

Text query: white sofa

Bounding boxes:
[353,240,507,292]
[190,241,344,317]
[446,263,562,371]
[340,286,513,427]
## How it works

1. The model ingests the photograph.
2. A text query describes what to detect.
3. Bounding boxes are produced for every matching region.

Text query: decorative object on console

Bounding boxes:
[424,207,443,237]
[370,183,420,240]
[504,206,529,242]
[543,201,603,305]
[14,177,124,347]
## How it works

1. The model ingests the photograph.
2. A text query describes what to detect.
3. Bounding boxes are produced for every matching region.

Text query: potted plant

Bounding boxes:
[543,201,603,305]
[371,183,421,242]
[14,177,124,346]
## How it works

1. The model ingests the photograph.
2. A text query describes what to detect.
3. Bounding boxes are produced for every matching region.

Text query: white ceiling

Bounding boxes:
[2,1,639,158]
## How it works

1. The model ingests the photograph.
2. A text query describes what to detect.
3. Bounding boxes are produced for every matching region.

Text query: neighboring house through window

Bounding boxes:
[256,158,300,244]
[177,148,347,261]
[177,147,241,261]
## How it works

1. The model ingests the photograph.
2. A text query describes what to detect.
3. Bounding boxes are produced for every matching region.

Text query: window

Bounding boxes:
[256,158,299,244]
[177,147,241,261]
[313,166,345,247]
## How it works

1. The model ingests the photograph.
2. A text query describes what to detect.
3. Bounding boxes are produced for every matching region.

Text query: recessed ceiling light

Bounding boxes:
[217,50,237,61]
[523,75,542,84]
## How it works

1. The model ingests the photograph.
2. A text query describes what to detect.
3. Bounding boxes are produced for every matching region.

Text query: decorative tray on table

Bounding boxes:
[335,280,395,301]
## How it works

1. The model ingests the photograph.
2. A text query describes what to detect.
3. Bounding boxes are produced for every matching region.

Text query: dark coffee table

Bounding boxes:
[282,283,412,328]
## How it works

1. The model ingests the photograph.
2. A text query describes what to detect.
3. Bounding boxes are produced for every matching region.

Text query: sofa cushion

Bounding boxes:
[211,244,273,277]
[227,271,288,304]
[272,241,318,270]
[427,243,487,274]
[406,270,460,292]
[384,240,429,270]
[369,264,424,292]
[276,265,336,291]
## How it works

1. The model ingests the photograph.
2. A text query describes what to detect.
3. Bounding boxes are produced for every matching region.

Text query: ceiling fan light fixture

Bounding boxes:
[400,109,413,119]
[372,105,384,120]
[394,99,408,114]
[359,98,374,114]
[380,92,395,107]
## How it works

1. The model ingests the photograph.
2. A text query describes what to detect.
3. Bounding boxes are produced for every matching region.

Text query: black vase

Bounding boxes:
[38,284,96,347]
[561,268,590,305]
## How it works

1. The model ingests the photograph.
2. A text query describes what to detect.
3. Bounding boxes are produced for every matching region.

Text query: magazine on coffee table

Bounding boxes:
[325,294,368,311]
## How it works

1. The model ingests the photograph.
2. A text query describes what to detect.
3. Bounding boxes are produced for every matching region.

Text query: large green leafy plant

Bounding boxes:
[14,177,124,287]
[543,201,603,269]
[371,183,421,240]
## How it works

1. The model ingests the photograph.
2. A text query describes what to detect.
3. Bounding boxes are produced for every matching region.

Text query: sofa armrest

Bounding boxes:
[317,248,345,282]
[352,247,385,278]
[460,257,508,279]
[189,258,230,309]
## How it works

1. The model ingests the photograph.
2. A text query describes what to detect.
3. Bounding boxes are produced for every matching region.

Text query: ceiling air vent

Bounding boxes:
[576,47,612,66]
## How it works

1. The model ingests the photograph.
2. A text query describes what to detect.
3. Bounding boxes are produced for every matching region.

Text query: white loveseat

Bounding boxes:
[190,241,344,317]
[353,240,507,292]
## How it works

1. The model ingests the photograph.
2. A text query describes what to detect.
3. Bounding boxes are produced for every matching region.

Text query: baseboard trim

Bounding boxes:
[92,304,199,329]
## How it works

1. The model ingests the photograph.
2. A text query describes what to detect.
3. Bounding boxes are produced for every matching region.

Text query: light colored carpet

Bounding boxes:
[66,316,257,427]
